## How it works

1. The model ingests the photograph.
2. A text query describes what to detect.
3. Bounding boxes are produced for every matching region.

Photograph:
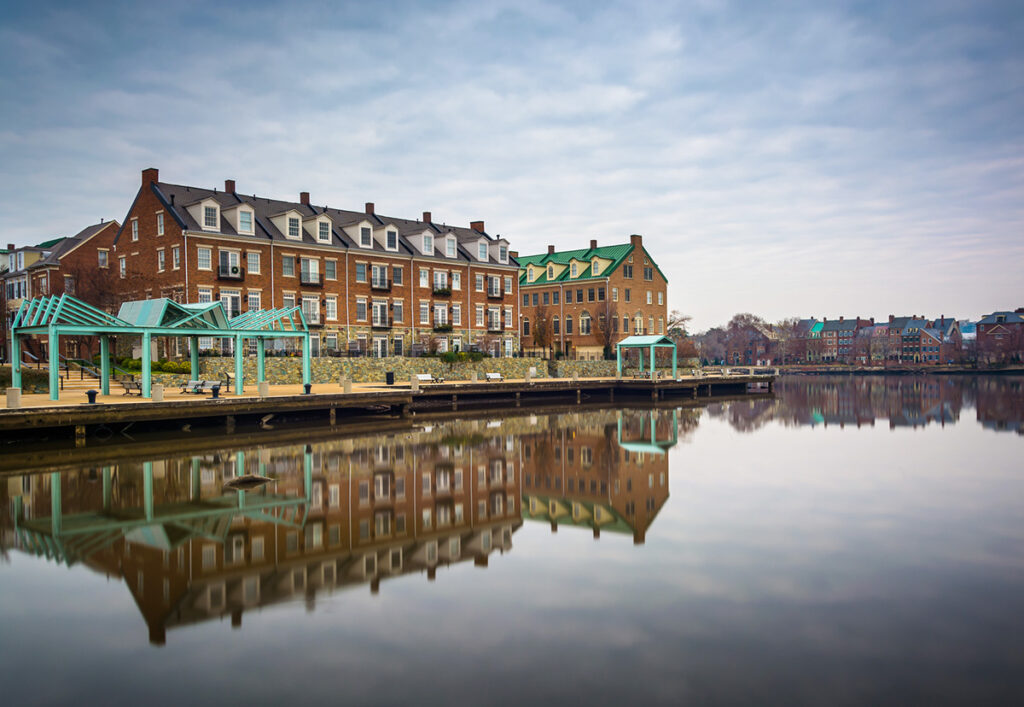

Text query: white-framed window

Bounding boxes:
[452,304,461,326]
[423,234,433,254]
[446,237,456,258]
[372,264,387,288]
[422,508,432,529]
[433,270,447,290]
[476,305,484,327]
[318,221,330,242]
[282,255,295,277]
[171,246,180,269]
[119,256,126,278]
[356,298,367,322]
[97,250,108,268]
[478,243,488,261]
[419,301,429,325]
[475,274,484,292]
[419,268,429,288]
[434,303,448,325]
[247,251,260,274]
[372,300,388,327]
[570,263,578,277]
[288,217,300,239]
[325,260,337,280]
[658,292,664,305]
[505,307,512,328]
[393,300,403,323]
[360,226,372,247]
[197,246,212,270]
[499,245,508,262]
[157,249,165,271]
[197,287,213,303]
[131,219,139,241]
[612,287,618,302]
[239,210,253,234]
[386,230,398,250]
[646,290,652,305]
[204,206,218,229]
[156,213,164,236]
[393,266,403,286]
[451,272,461,290]
[504,276,512,294]
[247,291,261,310]
[326,296,337,321]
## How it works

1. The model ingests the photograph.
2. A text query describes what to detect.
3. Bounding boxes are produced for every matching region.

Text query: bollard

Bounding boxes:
[471,371,479,383]
[410,375,420,393]
[86,389,98,404]
[6,388,21,409]
[258,381,270,398]
[303,383,312,395]
[211,385,221,399]
[152,384,164,402]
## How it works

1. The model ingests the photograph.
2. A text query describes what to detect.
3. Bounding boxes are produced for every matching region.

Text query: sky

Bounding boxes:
[0,0,1021,330]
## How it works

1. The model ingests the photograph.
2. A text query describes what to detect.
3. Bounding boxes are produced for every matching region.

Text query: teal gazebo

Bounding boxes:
[9,294,310,400]
[615,334,678,380]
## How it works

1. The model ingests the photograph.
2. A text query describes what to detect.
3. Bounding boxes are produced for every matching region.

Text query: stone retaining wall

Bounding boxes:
[551,358,701,378]
[195,356,551,384]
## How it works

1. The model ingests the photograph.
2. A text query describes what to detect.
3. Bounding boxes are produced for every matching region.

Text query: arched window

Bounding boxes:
[565,316,573,335]
[570,263,577,277]
[634,314,643,334]
[547,265,554,279]
[580,312,592,335]
[552,316,560,335]
[592,258,600,274]
[523,318,530,336]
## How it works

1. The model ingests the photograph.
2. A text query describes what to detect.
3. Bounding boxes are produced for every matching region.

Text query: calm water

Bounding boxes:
[1,375,1022,706]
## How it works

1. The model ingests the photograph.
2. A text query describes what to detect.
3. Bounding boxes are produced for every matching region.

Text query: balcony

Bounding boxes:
[302,312,323,327]
[487,287,503,300]
[371,278,392,292]
[433,323,453,333]
[432,286,451,297]
[371,318,391,330]
[487,321,503,333]
[300,272,324,287]
[217,265,245,281]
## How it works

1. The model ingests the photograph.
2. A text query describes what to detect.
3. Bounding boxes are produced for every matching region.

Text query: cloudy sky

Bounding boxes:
[1,0,1021,329]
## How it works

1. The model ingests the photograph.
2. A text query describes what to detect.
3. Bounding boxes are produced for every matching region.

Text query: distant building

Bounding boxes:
[976,310,1024,364]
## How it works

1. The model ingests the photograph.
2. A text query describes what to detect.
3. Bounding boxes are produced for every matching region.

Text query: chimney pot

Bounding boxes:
[889,314,894,323]
[870,317,875,324]
[422,211,432,223]
[590,239,597,250]
[509,250,518,259]
[142,167,159,187]
[547,245,555,255]
[365,202,374,215]
[225,179,236,193]
[470,220,485,233]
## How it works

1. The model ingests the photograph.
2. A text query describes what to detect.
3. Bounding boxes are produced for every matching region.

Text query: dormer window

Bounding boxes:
[547,265,554,279]
[387,230,398,250]
[592,258,600,274]
[318,221,330,242]
[239,210,253,234]
[423,234,433,255]
[204,206,218,229]
[360,227,372,247]
[499,245,508,263]
[478,243,488,261]
[446,237,456,258]
[528,268,535,283]
[570,263,578,277]
[287,217,300,238]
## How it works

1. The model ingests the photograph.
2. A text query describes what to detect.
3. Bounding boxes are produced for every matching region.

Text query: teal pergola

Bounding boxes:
[9,294,310,400]
[616,409,679,455]
[615,334,678,380]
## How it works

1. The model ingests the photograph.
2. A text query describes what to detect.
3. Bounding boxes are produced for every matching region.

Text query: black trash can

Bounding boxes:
[86,389,98,404]
[386,371,395,386]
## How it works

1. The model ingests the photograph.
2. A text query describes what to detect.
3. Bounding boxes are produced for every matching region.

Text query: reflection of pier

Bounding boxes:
[617,409,678,454]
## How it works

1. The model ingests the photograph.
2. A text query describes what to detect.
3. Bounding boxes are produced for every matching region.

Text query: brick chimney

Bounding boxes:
[471,221,485,233]
[590,239,597,250]
[839,316,844,322]
[422,211,432,223]
[225,179,236,193]
[630,234,643,248]
[142,167,159,186]
[889,314,894,323]
[509,250,518,259]
[870,317,875,324]
[365,202,375,215]
[300,191,310,205]
[6,243,13,251]
[547,245,555,255]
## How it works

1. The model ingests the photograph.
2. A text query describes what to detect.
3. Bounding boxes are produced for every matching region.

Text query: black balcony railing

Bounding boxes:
[433,323,453,333]
[487,287,503,299]
[432,286,451,297]
[372,318,391,329]
[300,272,324,286]
[217,265,245,281]
[371,278,392,291]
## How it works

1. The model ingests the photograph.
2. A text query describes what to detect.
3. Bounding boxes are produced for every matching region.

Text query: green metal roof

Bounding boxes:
[616,335,675,347]
[35,236,66,249]
[517,241,667,286]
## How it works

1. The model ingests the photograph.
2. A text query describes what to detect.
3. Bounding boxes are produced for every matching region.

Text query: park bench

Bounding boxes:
[120,380,143,396]
[415,373,444,385]
[181,379,203,394]
[485,372,503,382]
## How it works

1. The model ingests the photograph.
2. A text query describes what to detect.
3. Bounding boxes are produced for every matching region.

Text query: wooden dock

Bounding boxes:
[0,375,773,443]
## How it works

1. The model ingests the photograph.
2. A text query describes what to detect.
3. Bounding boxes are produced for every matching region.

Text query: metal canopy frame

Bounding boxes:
[9,294,311,400]
[615,334,678,380]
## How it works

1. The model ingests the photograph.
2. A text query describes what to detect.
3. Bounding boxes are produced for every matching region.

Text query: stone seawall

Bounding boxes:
[552,358,702,378]
[193,356,551,384]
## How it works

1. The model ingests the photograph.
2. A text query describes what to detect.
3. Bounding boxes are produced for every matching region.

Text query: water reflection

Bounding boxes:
[711,374,1023,433]
[2,408,683,645]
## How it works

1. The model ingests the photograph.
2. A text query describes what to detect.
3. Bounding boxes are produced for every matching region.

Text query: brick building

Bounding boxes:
[976,310,1024,364]
[819,316,873,362]
[517,235,668,360]
[110,168,521,358]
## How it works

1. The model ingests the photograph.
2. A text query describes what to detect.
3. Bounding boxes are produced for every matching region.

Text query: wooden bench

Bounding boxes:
[416,373,443,384]
[485,372,503,382]
[181,379,203,394]
[120,380,143,396]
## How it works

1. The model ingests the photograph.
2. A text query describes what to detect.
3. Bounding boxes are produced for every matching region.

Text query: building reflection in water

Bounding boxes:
[3,408,682,645]
[710,375,1024,434]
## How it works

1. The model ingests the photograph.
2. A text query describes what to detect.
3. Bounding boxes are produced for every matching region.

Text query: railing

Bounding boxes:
[372,318,391,329]
[432,286,451,297]
[300,272,324,287]
[433,323,453,333]
[487,287,503,299]
[371,278,392,291]
[303,313,322,327]
[487,321,503,333]
[217,265,245,281]
[21,349,41,369]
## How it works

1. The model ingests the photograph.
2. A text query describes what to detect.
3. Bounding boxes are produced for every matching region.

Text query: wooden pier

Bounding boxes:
[0,374,773,444]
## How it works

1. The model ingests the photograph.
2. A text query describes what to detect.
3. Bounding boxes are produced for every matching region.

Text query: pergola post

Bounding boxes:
[51,472,62,535]
[256,337,266,383]
[234,334,244,394]
[302,332,312,386]
[638,348,644,375]
[141,332,152,398]
[48,327,60,400]
[650,345,656,381]
[10,334,21,389]
[100,335,110,395]
[189,336,199,379]
[616,345,622,377]
[672,345,678,379]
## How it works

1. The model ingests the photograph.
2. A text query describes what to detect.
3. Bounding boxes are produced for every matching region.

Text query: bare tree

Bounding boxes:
[597,300,619,358]
[772,317,800,364]
[667,310,692,337]
[532,302,552,355]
